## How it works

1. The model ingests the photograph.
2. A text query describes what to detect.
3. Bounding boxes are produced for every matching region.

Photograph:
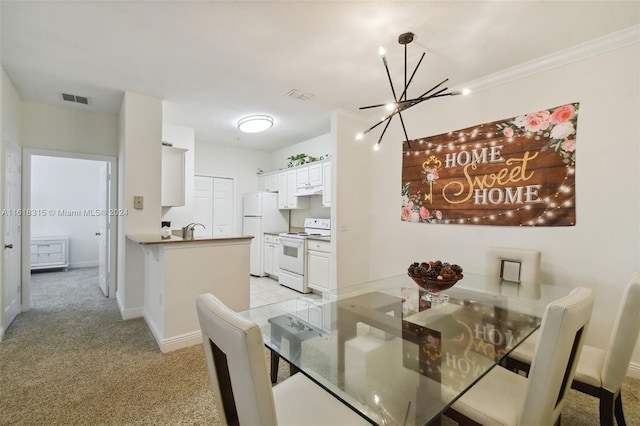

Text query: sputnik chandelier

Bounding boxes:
[357,32,468,150]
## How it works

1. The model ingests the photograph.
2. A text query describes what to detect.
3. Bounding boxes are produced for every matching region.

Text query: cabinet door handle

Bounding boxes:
[4,244,13,249]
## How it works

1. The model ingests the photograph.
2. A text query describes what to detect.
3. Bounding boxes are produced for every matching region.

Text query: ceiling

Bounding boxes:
[1,1,638,152]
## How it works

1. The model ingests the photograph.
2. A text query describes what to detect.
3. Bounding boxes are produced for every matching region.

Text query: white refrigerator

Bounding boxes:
[243,192,289,276]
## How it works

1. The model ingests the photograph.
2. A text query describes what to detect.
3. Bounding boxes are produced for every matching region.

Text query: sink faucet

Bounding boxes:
[182,223,205,239]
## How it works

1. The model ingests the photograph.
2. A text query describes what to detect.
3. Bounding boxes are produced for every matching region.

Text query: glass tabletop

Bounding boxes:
[240,273,571,425]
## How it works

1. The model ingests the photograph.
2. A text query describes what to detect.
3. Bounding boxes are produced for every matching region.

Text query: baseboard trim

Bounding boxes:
[69,261,99,268]
[0,326,5,341]
[627,362,640,380]
[116,294,143,320]
[159,331,203,353]
[143,315,202,353]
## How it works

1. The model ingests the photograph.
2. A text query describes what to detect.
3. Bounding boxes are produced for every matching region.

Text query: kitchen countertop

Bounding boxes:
[127,234,253,245]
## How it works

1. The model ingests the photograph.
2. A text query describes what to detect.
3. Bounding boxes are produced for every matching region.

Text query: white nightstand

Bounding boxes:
[30,236,69,271]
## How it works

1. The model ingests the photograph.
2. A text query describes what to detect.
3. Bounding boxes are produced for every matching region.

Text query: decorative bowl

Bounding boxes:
[408,273,463,293]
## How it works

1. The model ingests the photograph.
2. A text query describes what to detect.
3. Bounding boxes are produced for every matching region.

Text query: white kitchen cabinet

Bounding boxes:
[263,234,280,278]
[267,173,279,192]
[296,163,323,189]
[278,170,309,210]
[307,239,331,292]
[161,146,188,207]
[322,161,332,207]
[309,162,323,187]
[259,172,280,192]
[31,236,69,271]
[258,175,268,191]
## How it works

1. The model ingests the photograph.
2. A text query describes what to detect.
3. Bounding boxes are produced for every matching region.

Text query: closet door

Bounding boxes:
[194,176,235,239]
[212,177,234,237]
[194,176,214,238]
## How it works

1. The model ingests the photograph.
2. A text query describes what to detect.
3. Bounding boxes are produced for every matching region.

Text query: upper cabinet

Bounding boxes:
[296,162,323,189]
[278,170,310,210]
[161,146,188,207]
[265,159,331,209]
[259,171,280,192]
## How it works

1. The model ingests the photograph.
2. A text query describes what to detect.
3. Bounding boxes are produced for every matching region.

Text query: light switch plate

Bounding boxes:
[133,195,144,210]
[501,260,521,282]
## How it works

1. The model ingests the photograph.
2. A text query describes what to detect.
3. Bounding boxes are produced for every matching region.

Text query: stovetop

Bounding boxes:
[280,218,331,239]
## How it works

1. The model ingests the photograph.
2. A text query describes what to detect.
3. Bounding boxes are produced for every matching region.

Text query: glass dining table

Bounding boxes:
[240,273,571,425]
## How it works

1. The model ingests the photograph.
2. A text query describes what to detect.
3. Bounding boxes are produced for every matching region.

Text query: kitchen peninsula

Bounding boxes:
[127,234,253,352]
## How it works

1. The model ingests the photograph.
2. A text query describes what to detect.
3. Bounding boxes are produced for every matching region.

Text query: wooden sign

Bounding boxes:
[401,103,579,226]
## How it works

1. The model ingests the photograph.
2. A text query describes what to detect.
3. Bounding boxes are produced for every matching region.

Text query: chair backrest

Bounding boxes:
[601,274,640,392]
[486,246,541,284]
[196,293,278,426]
[519,287,594,425]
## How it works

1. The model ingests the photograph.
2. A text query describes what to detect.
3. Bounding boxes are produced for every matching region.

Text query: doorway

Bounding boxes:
[22,150,117,311]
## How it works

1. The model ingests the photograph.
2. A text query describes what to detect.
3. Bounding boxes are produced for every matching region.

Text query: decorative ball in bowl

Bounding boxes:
[407,261,463,293]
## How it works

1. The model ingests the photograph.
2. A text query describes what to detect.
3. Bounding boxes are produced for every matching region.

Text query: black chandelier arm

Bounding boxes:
[416,78,449,100]
[377,114,394,145]
[359,51,426,111]
[382,55,400,104]
[363,115,391,135]
[399,87,451,108]
[397,110,411,147]
[399,52,425,102]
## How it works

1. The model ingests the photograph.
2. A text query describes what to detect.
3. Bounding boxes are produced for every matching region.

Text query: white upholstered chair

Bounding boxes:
[196,293,369,426]
[507,275,640,426]
[446,287,594,426]
[486,247,541,283]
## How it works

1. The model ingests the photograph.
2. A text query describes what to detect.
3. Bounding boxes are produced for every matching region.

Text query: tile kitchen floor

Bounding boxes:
[250,275,313,308]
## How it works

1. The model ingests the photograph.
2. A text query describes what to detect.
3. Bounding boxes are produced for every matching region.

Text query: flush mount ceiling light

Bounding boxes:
[357,32,469,149]
[237,115,274,133]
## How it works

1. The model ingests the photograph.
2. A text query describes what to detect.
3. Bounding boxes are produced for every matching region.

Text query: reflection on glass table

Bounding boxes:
[240,272,570,426]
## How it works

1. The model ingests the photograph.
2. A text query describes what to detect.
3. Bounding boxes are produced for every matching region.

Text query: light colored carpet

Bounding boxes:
[1,267,638,425]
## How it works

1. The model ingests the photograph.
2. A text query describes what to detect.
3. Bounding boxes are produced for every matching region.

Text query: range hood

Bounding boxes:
[294,186,323,197]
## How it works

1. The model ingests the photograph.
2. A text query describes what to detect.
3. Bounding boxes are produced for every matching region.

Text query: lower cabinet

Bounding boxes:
[307,239,331,292]
[263,234,280,279]
[31,236,69,271]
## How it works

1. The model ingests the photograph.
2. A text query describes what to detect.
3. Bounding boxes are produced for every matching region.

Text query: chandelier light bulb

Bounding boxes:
[462,88,472,96]
[355,133,364,141]
[378,46,386,57]
[373,144,380,151]
[385,103,396,111]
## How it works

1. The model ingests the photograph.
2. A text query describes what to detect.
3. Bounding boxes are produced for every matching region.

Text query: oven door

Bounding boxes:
[279,236,305,275]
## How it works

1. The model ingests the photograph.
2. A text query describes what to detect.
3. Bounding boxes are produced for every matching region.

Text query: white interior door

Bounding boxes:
[4,142,22,330]
[97,162,109,297]
[212,177,233,237]
[194,176,214,238]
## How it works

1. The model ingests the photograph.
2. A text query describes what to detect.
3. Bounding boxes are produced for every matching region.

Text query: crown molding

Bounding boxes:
[459,24,639,93]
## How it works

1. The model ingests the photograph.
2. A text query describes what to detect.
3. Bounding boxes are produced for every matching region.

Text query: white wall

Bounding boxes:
[30,156,103,268]
[161,123,195,230]
[342,44,640,363]
[117,91,162,318]
[270,133,332,170]
[194,142,271,236]
[21,101,118,157]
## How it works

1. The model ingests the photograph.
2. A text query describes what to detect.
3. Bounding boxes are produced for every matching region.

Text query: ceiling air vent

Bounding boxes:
[286,89,314,101]
[61,92,90,105]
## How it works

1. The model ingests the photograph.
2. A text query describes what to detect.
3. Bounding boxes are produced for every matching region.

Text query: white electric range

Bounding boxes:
[278,218,331,293]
